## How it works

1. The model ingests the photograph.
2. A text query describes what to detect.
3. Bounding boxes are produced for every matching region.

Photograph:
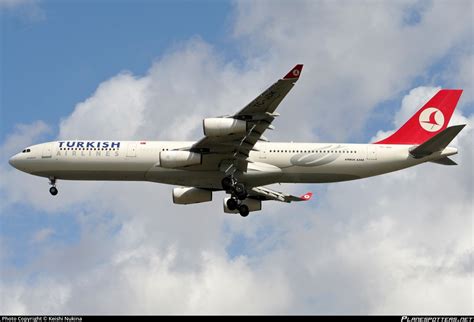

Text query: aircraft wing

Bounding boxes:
[249,186,313,203]
[189,64,303,174]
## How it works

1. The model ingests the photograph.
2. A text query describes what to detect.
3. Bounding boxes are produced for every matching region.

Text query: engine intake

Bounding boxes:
[159,151,202,168]
[223,197,262,213]
[173,187,212,204]
[203,118,247,137]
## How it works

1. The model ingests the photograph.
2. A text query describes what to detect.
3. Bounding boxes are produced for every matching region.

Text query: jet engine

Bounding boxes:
[223,197,262,213]
[173,187,212,204]
[159,151,201,168]
[203,118,247,137]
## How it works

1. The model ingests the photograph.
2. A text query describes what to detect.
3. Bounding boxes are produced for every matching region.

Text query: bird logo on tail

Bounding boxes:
[419,107,445,132]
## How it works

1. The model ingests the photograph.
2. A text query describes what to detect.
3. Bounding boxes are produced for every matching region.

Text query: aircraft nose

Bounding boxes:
[9,154,19,169]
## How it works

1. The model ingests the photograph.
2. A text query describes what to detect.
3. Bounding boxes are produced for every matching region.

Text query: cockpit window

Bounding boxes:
[21,149,31,153]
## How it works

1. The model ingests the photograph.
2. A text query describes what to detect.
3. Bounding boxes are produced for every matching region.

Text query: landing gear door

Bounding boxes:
[367,145,377,160]
[42,143,53,158]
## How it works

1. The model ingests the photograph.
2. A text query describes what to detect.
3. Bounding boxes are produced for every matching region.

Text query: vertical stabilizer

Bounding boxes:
[375,89,463,145]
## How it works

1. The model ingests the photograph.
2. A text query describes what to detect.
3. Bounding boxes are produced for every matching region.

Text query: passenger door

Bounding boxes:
[127,142,137,157]
[367,145,377,160]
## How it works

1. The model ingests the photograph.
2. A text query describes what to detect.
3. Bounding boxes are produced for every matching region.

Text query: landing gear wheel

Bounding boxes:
[238,204,249,217]
[226,197,239,211]
[233,183,247,200]
[221,176,234,191]
[49,186,58,196]
[48,177,58,196]
[235,191,248,200]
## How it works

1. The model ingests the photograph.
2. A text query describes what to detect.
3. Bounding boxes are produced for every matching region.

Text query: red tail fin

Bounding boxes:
[299,192,313,201]
[375,89,463,145]
[283,64,303,80]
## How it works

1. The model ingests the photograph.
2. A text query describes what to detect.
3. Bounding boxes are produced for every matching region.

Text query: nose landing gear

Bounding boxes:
[49,187,58,196]
[49,177,58,196]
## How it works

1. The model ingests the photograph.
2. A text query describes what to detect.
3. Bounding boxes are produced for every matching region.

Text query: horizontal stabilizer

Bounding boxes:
[430,157,458,166]
[410,124,465,158]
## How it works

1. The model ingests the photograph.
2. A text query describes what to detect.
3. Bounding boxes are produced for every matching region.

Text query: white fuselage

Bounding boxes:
[9,140,457,189]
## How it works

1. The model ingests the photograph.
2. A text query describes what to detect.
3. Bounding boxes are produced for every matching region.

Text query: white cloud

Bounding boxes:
[444,52,474,105]
[1,0,473,315]
[57,38,309,142]
[233,0,472,141]
[394,86,442,127]
[1,248,291,315]
[59,73,149,140]
[0,121,54,213]
[0,121,51,160]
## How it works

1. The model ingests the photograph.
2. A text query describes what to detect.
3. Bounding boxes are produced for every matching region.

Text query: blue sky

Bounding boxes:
[1,0,472,315]
[1,0,233,141]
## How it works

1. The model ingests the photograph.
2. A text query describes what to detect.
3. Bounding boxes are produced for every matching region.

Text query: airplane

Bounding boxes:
[8,65,466,217]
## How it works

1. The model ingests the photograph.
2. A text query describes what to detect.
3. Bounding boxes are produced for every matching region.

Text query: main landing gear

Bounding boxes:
[222,176,250,217]
[49,177,58,196]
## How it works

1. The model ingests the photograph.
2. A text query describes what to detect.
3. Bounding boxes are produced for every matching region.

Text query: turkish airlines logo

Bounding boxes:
[292,69,300,77]
[300,192,313,201]
[419,107,444,132]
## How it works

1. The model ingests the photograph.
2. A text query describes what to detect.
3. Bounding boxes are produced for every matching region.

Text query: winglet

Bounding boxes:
[299,192,313,201]
[283,64,304,80]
